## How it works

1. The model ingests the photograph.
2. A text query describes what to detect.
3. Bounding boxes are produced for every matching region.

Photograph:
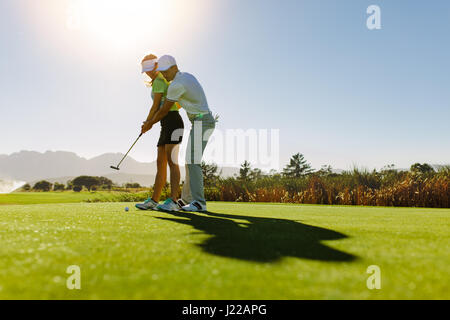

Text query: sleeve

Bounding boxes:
[152,78,166,94]
[166,81,186,102]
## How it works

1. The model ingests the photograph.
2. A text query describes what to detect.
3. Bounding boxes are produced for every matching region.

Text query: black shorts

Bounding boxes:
[157,111,184,147]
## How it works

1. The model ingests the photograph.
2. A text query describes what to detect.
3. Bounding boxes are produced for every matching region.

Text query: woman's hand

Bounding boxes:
[141,120,153,134]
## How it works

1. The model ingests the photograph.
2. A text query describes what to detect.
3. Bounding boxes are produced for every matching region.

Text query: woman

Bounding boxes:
[135,54,184,211]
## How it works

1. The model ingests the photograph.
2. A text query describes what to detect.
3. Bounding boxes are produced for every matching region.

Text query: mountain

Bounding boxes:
[0,150,240,186]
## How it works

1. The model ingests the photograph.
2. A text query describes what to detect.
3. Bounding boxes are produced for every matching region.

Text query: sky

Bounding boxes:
[1,0,449,171]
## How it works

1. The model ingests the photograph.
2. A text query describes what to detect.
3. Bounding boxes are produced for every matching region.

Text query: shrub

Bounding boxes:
[33,180,52,192]
[98,177,114,189]
[207,165,450,208]
[53,182,65,191]
[72,176,100,191]
[125,183,141,188]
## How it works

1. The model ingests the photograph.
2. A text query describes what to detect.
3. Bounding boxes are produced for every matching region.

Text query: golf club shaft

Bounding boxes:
[116,133,142,168]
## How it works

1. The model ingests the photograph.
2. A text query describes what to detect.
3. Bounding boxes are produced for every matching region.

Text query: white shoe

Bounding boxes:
[177,199,187,209]
[181,201,207,212]
[135,198,159,210]
[156,198,180,212]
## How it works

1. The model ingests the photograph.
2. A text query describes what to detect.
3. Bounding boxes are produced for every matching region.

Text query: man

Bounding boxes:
[135,54,184,212]
[141,55,216,212]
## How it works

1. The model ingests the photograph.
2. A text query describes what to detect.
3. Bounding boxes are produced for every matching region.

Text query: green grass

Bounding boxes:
[0,198,449,299]
[0,191,132,205]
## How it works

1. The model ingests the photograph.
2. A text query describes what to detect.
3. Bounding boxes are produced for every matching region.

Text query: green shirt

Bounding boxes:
[152,73,179,111]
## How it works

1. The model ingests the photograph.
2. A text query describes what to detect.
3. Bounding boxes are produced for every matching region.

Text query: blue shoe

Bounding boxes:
[156,198,180,212]
[135,198,159,210]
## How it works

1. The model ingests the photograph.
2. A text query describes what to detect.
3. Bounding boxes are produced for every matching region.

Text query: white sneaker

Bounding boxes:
[177,199,187,209]
[135,197,159,210]
[156,198,180,212]
[181,201,207,212]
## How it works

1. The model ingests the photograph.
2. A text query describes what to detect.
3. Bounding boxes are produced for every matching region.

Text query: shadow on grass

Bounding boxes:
[155,210,357,263]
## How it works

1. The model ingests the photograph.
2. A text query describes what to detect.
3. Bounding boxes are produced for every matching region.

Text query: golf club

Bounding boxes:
[110,133,143,171]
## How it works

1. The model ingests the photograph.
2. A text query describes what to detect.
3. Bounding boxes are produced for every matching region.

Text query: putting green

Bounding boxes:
[0,202,448,299]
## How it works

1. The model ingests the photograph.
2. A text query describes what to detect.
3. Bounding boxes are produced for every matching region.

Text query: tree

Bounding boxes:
[283,153,312,178]
[201,161,222,187]
[72,176,100,191]
[125,182,141,188]
[410,163,435,174]
[317,165,333,176]
[73,185,82,192]
[53,182,65,191]
[33,180,53,192]
[239,161,252,181]
[250,168,264,180]
[22,183,31,191]
[98,177,114,190]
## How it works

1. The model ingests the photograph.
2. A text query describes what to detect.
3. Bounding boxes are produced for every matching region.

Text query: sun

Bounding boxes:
[67,0,175,49]
[22,0,214,59]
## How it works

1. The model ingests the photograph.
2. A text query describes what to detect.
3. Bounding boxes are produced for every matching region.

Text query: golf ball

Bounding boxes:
[125,207,129,212]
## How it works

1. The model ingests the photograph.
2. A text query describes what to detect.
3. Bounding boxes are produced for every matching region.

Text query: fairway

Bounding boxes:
[0,192,106,205]
[0,201,449,299]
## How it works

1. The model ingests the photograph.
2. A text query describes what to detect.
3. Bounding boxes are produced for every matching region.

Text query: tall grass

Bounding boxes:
[206,167,449,208]
[84,167,449,208]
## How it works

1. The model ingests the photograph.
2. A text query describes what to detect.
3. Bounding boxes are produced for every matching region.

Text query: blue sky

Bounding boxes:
[1,0,449,171]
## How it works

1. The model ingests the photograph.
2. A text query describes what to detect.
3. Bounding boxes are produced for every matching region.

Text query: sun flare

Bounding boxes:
[22,0,213,61]
[67,0,176,49]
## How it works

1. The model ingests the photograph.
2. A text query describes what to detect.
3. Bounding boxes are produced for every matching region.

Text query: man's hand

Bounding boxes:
[141,120,153,135]
[140,101,174,135]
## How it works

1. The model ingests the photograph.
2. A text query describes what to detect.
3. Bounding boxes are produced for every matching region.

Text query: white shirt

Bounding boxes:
[166,71,210,115]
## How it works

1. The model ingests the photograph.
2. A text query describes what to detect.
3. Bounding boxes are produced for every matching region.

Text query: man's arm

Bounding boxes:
[149,99,176,125]
[152,80,185,123]
[141,99,176,134]
[142,81,184,134]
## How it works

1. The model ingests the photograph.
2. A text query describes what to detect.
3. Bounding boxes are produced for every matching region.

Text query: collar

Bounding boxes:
[173,71,181,81]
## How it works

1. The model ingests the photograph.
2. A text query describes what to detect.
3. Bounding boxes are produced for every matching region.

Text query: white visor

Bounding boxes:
[141,59,157,73]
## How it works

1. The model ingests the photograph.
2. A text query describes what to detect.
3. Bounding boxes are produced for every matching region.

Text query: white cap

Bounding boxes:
[141,58,157,73]
[156,55,177,71]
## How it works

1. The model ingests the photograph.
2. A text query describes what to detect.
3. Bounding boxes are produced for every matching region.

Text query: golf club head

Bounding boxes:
[110,166,120,171]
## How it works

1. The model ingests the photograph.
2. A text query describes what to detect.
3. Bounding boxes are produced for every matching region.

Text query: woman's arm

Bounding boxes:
[141,99,175,134]
[141,93,162,135]
[147,81,183,125]
[146,93,163,122]
[149,99,175,124]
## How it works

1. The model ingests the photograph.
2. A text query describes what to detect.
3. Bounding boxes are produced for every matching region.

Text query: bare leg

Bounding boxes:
[165,144,181,200]
[152,145,167,202]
